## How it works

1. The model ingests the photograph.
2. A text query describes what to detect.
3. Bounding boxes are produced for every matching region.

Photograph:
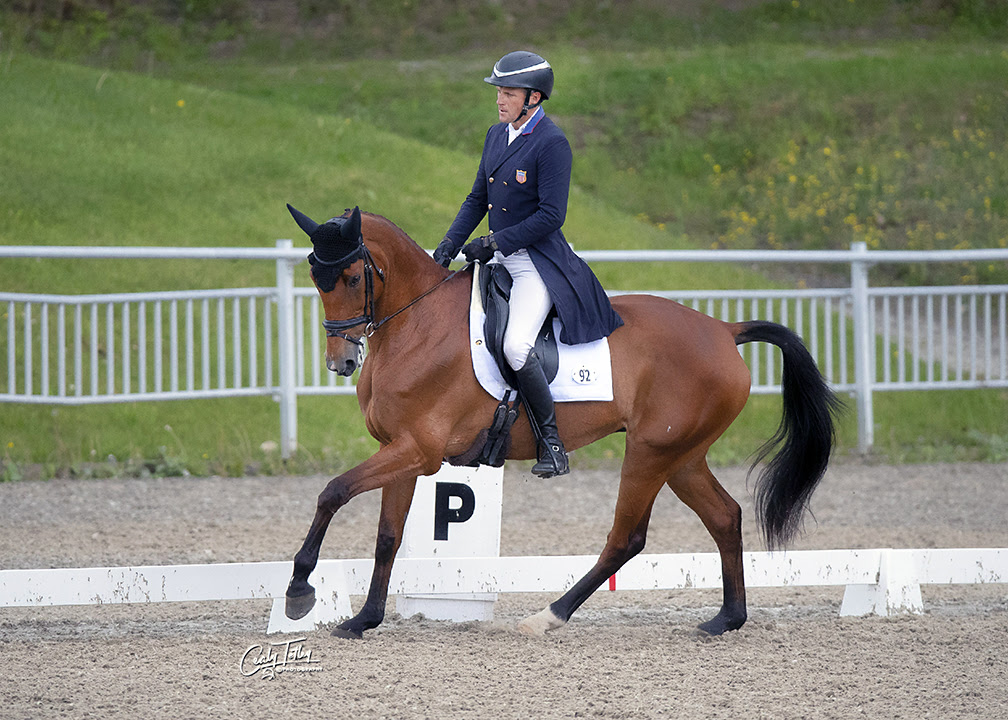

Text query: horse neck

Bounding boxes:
[366,218,451,329]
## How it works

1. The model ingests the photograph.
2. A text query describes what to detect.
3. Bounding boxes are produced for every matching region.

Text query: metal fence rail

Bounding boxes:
[639,285,1008,391]
[3,288,280,402]
[3,241,1007,454]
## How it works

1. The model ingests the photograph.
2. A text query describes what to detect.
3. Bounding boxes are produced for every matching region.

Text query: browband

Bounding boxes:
[308,242,364,271]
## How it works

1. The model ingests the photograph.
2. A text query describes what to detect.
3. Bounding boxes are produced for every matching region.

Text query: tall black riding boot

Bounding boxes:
[514,350,569,478]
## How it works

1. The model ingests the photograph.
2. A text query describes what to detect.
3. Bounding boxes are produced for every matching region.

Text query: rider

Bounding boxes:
[434,50,623,478]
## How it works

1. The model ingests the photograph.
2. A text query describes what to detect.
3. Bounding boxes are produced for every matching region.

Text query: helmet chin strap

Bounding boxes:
[512,89,542,126]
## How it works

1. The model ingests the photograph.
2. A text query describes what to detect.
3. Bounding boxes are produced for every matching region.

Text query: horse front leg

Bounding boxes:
[284,439,427,623]
[284,491,339,620]
[332,477,417,639]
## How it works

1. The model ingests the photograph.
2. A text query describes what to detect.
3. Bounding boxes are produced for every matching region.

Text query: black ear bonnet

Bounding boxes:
[288,204,364,292]
[287,203,364,269]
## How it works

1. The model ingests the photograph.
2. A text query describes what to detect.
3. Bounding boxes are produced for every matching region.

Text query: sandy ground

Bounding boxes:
[1,460,1007,719]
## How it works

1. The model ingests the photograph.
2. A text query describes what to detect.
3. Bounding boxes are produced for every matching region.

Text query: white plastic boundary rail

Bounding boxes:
[2,242,1007,453]
[1,549,1005,630]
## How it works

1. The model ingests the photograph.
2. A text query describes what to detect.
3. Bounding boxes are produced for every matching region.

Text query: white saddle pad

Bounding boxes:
[468,264,614,403]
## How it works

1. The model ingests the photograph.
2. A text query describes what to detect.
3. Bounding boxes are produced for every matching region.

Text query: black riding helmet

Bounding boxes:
[484,51,554,100]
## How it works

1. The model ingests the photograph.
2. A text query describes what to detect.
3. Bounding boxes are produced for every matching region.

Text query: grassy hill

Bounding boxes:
[165,43,1008,288]
[1,1,1007,478]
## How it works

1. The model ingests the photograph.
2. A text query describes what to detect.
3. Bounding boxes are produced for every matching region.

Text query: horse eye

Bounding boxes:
[347,274,362,288]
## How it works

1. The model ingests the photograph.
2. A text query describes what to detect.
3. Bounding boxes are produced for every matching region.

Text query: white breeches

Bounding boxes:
[497,249,553,370]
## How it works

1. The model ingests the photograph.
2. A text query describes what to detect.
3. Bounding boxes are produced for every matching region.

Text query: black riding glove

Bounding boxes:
[433,236,458,268]
[461,235,497,264]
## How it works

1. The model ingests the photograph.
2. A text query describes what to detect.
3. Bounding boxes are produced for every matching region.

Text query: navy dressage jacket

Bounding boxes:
[445,111,623,345]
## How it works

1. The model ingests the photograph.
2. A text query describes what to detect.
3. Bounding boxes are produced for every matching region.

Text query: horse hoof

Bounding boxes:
[331,625,364,640]
[284,588,317,620]
[517,607,565,636]
[697,610,746,637]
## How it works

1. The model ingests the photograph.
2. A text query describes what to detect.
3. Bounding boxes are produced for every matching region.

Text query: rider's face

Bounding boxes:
[496,86,540,127]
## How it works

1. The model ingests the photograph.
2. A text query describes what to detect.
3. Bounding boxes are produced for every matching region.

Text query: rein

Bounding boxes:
[367,260,473,336]
[321,246,471,347]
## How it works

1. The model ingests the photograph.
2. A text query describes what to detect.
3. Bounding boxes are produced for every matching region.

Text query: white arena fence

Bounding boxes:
[2,549,1006,633]
[2,241,1007,454]
[1,456,1003,629]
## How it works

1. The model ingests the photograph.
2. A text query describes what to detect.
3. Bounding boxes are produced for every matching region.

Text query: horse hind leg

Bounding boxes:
[518,497,657,636]
[667,459,747,635]
[517,450,666,635]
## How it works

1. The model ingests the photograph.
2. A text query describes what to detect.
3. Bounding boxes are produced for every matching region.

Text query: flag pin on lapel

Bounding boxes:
[516,169,527,184]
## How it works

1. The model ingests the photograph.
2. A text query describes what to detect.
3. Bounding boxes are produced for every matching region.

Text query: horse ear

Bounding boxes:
[287,203,320,237]
[343,206,362,242]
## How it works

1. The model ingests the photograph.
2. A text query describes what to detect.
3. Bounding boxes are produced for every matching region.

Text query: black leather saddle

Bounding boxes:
[478,262,559,388]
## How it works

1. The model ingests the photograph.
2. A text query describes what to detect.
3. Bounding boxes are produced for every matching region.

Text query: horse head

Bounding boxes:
[287,204,377,376]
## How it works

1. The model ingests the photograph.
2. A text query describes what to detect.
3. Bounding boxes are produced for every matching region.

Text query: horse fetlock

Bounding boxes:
[332,606,383,640]
[292,544,321,574]
[516,607,566,636]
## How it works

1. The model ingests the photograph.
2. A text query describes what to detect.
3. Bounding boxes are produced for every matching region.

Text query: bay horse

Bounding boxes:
[283,204,841,638]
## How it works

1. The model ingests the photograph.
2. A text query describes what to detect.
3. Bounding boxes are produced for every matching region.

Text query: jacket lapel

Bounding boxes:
[489,132,529,176]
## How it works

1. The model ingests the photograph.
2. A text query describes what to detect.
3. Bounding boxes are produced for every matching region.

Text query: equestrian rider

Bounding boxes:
[434,50,623,478]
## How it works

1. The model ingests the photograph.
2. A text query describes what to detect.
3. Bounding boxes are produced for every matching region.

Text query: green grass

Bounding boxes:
[2,2,1008,478]
[155,41,1008,285]
[0,53,759,291]
[1,396,377,479]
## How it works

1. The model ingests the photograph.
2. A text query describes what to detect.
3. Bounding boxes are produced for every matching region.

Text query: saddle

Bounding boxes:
[478,263,559,388]
[447,262,559,469]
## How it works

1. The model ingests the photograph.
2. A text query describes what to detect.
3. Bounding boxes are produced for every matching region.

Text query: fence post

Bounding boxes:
[276,239,298,459]
[850,241,874,453]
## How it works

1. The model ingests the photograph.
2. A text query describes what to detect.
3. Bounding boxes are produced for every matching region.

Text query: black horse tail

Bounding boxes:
[734,320,844,551]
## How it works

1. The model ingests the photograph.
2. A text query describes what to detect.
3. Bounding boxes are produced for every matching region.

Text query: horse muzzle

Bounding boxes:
[326,342,363,376]
[327,355,357,376]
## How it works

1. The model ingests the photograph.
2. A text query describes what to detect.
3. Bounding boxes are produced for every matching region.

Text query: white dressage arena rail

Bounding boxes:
[2,548,1005,634]
[1,461,1003,634]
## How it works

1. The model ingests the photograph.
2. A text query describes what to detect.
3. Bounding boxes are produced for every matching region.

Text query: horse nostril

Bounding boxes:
[325,354,358,376]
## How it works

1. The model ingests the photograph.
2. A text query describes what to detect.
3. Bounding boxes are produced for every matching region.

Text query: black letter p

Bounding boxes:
[433,482,476,541]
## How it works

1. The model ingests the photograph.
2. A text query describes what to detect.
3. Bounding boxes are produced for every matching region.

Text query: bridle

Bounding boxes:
[313,240,383,348]
[315,240,468,348]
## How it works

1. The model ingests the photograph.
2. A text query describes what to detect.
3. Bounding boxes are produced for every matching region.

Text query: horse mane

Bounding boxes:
[363,212,438,266]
